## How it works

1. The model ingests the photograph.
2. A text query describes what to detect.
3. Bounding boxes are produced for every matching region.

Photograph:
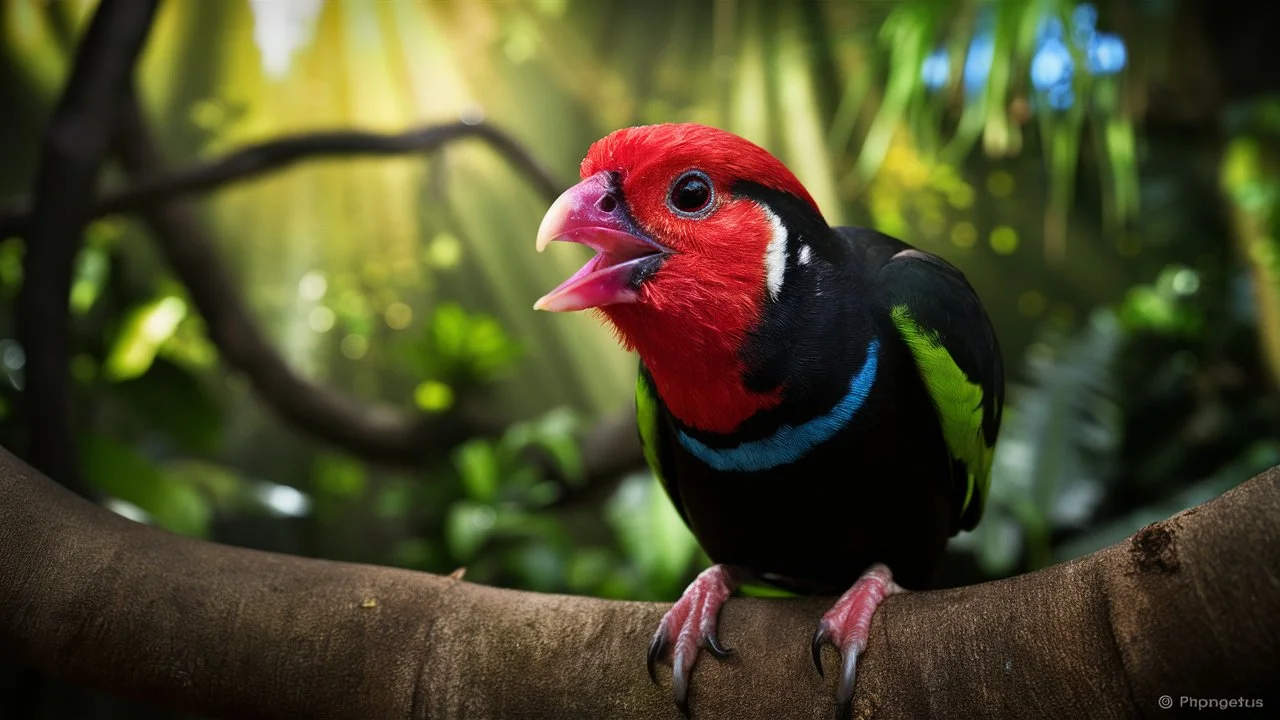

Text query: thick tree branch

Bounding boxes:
[14,0,160,495]
[0,119,561,238]
[1,444,1275,719]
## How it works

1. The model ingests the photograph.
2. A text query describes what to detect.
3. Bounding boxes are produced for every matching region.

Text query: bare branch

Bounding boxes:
[1,71,634,476]
[14,0,160,495]
[0,33,631,480]
[0,120,562,237]
[107,94,483,465]
[101,95,638,478]
[1,443,1276,719]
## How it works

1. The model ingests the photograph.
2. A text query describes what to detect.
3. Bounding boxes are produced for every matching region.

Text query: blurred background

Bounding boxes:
[1,0,1278,715]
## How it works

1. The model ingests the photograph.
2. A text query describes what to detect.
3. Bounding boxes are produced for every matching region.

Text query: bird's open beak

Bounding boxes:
[534,172,668,312]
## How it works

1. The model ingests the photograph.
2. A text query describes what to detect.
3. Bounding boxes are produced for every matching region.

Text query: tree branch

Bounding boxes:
[0,58,635,477]
[102,93,642,478]
[0,120,561,238]
[106,94,483,465]
[14,0,160,495]
[1,443,1275,719]
[0,21,629,480]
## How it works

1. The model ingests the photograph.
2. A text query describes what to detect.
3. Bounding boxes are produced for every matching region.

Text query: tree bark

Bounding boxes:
[1,445,1276,719]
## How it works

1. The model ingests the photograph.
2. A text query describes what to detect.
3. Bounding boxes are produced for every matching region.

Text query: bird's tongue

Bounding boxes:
[534,251,645,312]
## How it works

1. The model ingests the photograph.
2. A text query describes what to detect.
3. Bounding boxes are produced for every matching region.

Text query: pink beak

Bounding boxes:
[534,172,668,312]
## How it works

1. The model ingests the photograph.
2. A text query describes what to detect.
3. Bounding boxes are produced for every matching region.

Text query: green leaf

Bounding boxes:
[1118,266,1204,338]
[81,434,211,537]
[105,295,189,381]
[399,303,522,386]
[70,246,109,315]
[454,440,500,503]
[445,501,497,560]
[500,407,584,485]
[158,314,219,371]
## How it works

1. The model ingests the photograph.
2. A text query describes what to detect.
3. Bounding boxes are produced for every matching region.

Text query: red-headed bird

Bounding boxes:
[534,124,1004,717]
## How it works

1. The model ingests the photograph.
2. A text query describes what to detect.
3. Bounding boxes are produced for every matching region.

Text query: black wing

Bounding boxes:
[860,231,1005,532]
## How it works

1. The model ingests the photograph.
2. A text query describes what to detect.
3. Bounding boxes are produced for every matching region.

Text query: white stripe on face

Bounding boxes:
[763,207,788,300]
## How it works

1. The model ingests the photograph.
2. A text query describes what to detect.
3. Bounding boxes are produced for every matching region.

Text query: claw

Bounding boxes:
[837,644,859,706]
[673,647,691,717]
[647,565,742,716]
[812,564,903,718]
[647,631,668,684]
[705,633,733,659]
[811,625,830,677]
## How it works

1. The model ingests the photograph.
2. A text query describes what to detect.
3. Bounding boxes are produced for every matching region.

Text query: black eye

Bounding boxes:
[667,171,714,217]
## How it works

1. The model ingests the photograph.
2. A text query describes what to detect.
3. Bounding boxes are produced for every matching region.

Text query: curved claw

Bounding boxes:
[647,631,668,685]
[646,565,742,716]
[811,625,830,677]
[837,645,860,708]
[673,658,691,717]
[705,633,734,659]
[808,622,829,671]
[815,563,903,720]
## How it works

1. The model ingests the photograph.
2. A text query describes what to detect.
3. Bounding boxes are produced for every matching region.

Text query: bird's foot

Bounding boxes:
[648,564,742,716]
[811,563,903,719]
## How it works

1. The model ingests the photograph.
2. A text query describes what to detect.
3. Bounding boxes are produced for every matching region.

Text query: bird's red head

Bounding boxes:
[534,123,826,432]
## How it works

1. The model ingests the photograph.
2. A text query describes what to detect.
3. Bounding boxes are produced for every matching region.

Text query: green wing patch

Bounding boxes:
[890,304,995,521]
[635,371,663,479]
[635,367,691,527]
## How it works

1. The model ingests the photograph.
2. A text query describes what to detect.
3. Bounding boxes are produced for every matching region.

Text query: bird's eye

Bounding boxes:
[667,171,714,218]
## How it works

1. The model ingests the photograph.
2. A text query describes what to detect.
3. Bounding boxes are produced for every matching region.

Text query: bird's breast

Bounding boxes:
[665,336,955,590]
[673,338,881,473]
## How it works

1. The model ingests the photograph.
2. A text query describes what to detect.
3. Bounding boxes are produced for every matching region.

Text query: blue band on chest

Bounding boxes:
[676,338,880,473]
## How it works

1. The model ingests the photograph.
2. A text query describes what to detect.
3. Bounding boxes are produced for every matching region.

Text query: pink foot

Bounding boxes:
[811,563,904,716]
[648,564,743,716]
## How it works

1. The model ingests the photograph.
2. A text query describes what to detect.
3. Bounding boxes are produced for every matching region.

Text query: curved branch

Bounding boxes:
[0,32,626,478]
[108,94,482,465]
[103,94,638,477]
[14,0,160,495]
[1,444,1275,719]
[0,119,561,238]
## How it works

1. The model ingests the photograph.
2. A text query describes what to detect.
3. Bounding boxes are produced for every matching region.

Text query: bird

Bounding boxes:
[532,123,1004,718]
